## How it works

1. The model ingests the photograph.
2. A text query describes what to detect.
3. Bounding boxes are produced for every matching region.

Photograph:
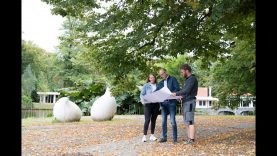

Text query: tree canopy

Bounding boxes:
[40,0,255,108]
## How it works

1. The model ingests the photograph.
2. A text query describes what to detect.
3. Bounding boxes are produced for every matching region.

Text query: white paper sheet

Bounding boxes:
[142,87,182,103]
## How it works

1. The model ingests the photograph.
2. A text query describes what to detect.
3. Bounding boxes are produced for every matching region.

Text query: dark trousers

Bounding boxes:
[143,103,160,135]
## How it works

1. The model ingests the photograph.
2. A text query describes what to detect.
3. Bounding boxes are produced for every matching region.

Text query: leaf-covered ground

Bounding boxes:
[22,115,255,155]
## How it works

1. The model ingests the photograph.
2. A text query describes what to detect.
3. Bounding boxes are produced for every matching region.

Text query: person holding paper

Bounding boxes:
[156,68,180,144]
[171,64,198,145]
[140,73,160,142]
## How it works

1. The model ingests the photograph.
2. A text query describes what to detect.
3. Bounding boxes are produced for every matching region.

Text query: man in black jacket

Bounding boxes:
[171,64,198,145]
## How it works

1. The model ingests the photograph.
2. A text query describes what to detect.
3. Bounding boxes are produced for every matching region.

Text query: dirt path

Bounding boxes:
[22,115,255,156]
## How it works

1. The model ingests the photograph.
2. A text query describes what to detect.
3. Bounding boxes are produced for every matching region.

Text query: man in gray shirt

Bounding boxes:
[171,64,198,145]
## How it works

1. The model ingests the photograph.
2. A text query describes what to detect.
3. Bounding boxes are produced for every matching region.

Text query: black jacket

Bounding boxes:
[176,74,198,102]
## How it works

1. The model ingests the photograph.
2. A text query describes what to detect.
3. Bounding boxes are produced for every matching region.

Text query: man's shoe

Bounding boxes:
[173,140,177,144]
[150,134,157,141]
[159,138,167,143]
[142,135,147,142]
[184,139,194,145]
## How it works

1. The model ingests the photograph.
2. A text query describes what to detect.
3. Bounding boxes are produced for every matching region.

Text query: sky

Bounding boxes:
[22,0,65,53]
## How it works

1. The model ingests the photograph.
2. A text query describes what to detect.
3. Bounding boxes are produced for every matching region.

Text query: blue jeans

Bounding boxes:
[160,100,177,141]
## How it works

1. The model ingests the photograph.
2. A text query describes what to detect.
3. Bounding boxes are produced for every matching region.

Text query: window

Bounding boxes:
[203,101,206,106]
[242,100,250,107]
[209,101,212,106]
[199,101,202,106]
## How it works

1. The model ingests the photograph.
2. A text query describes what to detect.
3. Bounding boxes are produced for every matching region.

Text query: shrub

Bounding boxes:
[22,95,33,108]
[47,113,53,117]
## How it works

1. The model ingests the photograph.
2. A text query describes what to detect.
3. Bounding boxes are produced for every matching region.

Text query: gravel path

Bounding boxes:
[22,115,255,156]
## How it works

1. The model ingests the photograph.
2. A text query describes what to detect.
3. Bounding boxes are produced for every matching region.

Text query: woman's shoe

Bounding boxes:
[142,135,147,142]
[149,134,157,141]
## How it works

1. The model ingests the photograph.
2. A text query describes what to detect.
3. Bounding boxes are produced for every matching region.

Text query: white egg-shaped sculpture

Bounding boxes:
[90,88,117,121]
[53,97,82,122]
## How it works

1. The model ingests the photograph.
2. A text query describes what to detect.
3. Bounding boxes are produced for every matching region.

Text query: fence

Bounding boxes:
[22,109,53,118]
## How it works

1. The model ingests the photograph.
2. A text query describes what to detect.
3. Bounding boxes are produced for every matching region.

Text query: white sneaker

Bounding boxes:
[142,135,147,142]
[150,134,157,141]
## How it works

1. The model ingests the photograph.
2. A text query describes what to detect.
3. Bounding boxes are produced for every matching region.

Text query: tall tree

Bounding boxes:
[22,40,59,92]
[158,54,210,87]
[209,38,255,109]
[22,40,49,75]
[22,65,37,97]
[42,0,255,106]
[37,71,50,92]
[56,17,105,88]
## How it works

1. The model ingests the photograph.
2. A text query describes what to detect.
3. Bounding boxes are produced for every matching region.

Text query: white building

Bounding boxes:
[195,88,255,109]
[195,88,255,115]
[196,87,218,108]
[37,92,60,104]
[238,94,256,108]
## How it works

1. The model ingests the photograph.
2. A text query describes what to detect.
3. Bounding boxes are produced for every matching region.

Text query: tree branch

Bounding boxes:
[197,5,213,28]
[137,24,163,50]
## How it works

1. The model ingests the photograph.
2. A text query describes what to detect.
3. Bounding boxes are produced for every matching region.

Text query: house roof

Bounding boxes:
[197,96,218,101]
[37,92,60,95]
[197,87,208,97]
